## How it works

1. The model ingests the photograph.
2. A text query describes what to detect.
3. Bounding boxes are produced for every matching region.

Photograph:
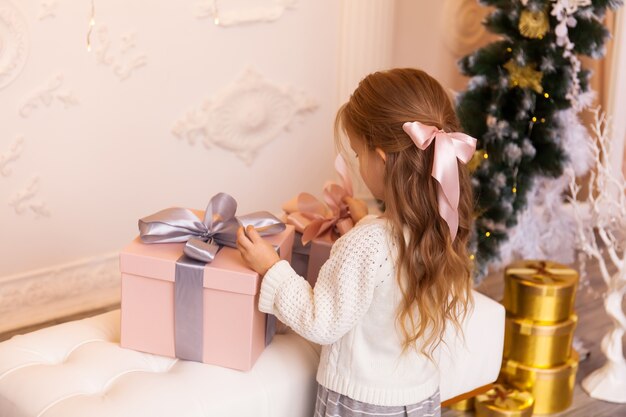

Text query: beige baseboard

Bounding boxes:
[0,253,120,334]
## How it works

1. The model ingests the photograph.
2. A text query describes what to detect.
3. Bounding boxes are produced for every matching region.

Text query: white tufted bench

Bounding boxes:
[0,311,320,417]
[0,291,503,417]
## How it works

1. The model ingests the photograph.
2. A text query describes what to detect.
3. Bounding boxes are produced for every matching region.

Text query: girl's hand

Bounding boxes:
[237,225,280,276]
[344,196,368,223]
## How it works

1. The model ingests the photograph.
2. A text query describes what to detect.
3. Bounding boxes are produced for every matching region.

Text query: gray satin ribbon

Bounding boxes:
[265,315,277,347]
[174,255,205,362]
[138,193,284,362]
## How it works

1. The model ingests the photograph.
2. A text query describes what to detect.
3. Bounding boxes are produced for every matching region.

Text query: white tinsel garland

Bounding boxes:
[495,107,592,268]
[556,102,595,175]
[496,173,578,267]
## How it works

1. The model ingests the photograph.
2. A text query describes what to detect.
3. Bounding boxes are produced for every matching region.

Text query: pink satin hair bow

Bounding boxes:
[402,121,477,241]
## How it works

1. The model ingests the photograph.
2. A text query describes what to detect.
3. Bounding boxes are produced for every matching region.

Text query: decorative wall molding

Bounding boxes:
[0,253,120,334]
[19,74,78,118]
[172,68,317,164]
[38,0,58,21]
[0,135,23,177]
[8,174,50,218]
[194,0,296,26]
[0,0,29,90]
[441,0,490,57]
[93,26,147,81]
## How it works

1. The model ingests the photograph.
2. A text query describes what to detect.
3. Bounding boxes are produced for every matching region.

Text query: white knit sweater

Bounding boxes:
[258,216,440,407]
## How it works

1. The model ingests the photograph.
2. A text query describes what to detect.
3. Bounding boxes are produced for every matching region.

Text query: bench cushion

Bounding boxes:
[0,311,320,417]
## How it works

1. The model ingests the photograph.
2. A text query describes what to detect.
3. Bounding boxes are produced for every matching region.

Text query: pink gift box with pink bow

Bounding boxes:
[283,155,355,286]
[119,194,294,371]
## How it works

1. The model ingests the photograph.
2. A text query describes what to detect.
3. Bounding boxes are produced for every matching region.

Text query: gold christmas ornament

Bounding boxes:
[475,385,534,417]
[504,60,544,94]
[503,260,578,322]
[502,351,578,415]
[518,9,549,39]
[504,314,577,368]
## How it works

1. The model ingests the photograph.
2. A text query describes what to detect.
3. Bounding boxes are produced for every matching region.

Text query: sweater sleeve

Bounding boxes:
[258,222,388,345]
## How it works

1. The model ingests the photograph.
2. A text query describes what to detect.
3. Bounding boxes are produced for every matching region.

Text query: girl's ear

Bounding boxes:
[375,147,387,163]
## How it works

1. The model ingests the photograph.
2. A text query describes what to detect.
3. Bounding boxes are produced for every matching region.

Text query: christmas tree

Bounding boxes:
[457,0,623,279]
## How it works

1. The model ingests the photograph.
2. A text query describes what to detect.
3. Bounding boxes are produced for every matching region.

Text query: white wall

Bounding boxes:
[0,0,342,331]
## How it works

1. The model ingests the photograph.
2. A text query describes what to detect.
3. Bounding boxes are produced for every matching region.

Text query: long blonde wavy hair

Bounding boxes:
[335,68,474,358]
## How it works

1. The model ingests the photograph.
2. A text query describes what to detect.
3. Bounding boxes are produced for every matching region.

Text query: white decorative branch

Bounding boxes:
[0,136,23,177]
[0,1,29,90]
[38,0,58,20]
[19,75,79,118]
[172,68,317,164]
[8,174,51,218]
[569,108,626,403]
[194,0,296,26]
[93,26,147,81]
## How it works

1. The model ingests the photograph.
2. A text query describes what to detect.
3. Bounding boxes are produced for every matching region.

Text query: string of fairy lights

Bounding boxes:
[86,0,95,52]
[85,0,227,52]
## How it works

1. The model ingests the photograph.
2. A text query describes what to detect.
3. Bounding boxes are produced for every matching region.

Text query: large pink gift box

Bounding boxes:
[119,220,294,371]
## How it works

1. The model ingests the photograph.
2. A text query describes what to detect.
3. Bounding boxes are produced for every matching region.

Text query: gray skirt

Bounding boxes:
[314,384,441,417]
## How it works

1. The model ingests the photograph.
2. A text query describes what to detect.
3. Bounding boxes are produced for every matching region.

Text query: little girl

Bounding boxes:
[237,68,476,417]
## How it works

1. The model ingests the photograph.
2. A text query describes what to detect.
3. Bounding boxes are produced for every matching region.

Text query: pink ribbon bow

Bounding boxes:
[283,154,355,244]
[402,121,477,241]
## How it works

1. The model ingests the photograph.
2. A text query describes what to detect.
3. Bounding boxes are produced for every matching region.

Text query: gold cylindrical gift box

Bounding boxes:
[503,314,577,368]
[501,351,579,415]
[475,386,534,417]
[503,260,578,322]
[499,260,579,414]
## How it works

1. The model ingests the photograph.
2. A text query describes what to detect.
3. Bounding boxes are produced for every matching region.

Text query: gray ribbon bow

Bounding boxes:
[139,192,285,263]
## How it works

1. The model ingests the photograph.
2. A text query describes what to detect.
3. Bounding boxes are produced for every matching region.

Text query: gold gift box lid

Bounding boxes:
[475,385,534,417]
[503,349,579,380]
[506,314,577,336]
[505,260,578,294]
